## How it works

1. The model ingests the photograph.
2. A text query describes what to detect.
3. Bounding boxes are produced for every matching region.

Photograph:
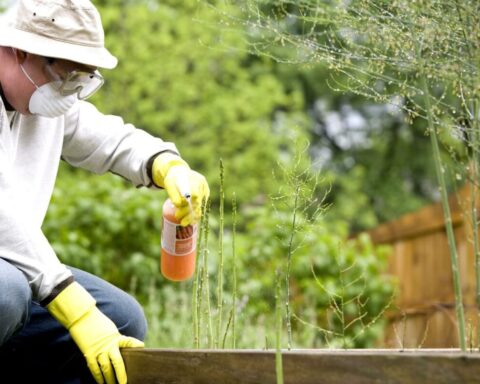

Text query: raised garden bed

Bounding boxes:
[122,348,480,384]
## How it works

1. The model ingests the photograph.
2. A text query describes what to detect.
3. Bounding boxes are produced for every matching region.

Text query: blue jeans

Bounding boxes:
[0,259,147,383]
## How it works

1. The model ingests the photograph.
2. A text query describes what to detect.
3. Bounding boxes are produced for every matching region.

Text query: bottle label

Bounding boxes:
[162,218,198,256]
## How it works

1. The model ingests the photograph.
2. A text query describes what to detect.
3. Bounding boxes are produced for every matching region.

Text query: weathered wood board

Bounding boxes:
[122,348,480,384]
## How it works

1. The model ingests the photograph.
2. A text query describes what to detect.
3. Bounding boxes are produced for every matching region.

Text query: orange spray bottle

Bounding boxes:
[160,181,198,281]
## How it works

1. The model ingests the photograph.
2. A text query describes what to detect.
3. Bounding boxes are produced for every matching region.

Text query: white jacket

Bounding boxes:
[0,99,178,303]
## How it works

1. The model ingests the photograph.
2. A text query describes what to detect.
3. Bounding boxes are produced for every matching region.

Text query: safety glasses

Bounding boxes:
[44,61,104,100]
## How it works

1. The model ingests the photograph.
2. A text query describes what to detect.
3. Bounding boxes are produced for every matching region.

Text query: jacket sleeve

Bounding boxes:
[0,105,72,303]
[61,101,179,187]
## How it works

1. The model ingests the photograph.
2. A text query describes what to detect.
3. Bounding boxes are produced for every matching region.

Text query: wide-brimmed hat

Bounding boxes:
[0,0,117,69]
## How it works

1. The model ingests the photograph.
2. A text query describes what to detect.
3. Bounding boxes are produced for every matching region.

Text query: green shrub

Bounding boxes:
[43,164,164,301]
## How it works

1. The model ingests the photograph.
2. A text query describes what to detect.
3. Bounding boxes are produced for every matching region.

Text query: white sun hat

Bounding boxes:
[0,0,118,69]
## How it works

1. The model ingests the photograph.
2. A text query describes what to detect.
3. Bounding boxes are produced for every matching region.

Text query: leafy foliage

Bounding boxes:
[43,165,164,300]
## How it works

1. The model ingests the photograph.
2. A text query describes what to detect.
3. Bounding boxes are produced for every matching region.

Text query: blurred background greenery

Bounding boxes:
[2,0,472,348]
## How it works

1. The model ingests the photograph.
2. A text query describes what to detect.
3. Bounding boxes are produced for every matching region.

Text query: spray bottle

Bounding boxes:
[160,178,198,281]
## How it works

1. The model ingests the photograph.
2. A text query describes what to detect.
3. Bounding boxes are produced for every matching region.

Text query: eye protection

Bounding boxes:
[58,70,104,100]
[44,61,104,100]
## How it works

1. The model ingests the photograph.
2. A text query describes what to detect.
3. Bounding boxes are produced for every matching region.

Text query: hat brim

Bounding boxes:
[0,25,118,69]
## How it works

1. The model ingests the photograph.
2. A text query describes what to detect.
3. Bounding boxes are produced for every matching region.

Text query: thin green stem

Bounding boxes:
[285,183,300,350]
[455,0,479,350]
[222,307,234,349]
[336,255,347,348]
[471,99,480,350]
[232,192,237,349]
[201,199,213,348]
[418,60,467,350]
[192,276,199,348]
[196,264,204,348]
[275,270,284,384]
[195,198,209,348]
[454,0,474,62]
[216,160,225,348]
[470,169,480,351]
[192,199,206,348]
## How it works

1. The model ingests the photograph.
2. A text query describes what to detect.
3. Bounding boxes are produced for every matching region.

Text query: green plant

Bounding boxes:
[232,148,394,348]
[297,237,394,348]
[275,269,284,384]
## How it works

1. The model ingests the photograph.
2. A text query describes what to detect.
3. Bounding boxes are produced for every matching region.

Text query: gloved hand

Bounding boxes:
[46,282,144,384]
[152,152,210,226]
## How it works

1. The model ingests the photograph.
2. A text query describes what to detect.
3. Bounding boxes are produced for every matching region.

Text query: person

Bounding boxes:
[0,0,210,383]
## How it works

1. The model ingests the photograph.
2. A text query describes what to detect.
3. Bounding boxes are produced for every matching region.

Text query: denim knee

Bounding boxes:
[0,263,31,346]
[108,291,148,341]
[69,267,148,341]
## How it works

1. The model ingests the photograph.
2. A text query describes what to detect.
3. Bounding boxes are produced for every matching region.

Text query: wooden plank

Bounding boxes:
[122,348,480,384]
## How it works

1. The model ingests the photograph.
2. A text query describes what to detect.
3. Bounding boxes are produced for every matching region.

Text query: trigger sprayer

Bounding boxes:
[160,177,198,281]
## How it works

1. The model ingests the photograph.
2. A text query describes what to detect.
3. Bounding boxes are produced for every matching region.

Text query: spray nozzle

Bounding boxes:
[176,174,192,201]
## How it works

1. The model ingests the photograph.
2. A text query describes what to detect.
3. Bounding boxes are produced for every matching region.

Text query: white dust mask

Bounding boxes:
[20,64,77,118]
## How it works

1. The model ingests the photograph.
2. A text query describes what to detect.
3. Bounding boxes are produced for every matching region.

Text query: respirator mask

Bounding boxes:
[18,54,104,118]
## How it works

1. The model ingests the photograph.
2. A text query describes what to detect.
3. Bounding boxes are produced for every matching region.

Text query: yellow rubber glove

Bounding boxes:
[46,282,144,384]
[152,152,210,226]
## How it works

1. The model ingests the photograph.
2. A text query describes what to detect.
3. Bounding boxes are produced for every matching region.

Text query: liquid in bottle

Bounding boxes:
[161,198,197,281]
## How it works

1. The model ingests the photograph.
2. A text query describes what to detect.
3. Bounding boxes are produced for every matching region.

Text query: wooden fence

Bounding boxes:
[366,184,479,348]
